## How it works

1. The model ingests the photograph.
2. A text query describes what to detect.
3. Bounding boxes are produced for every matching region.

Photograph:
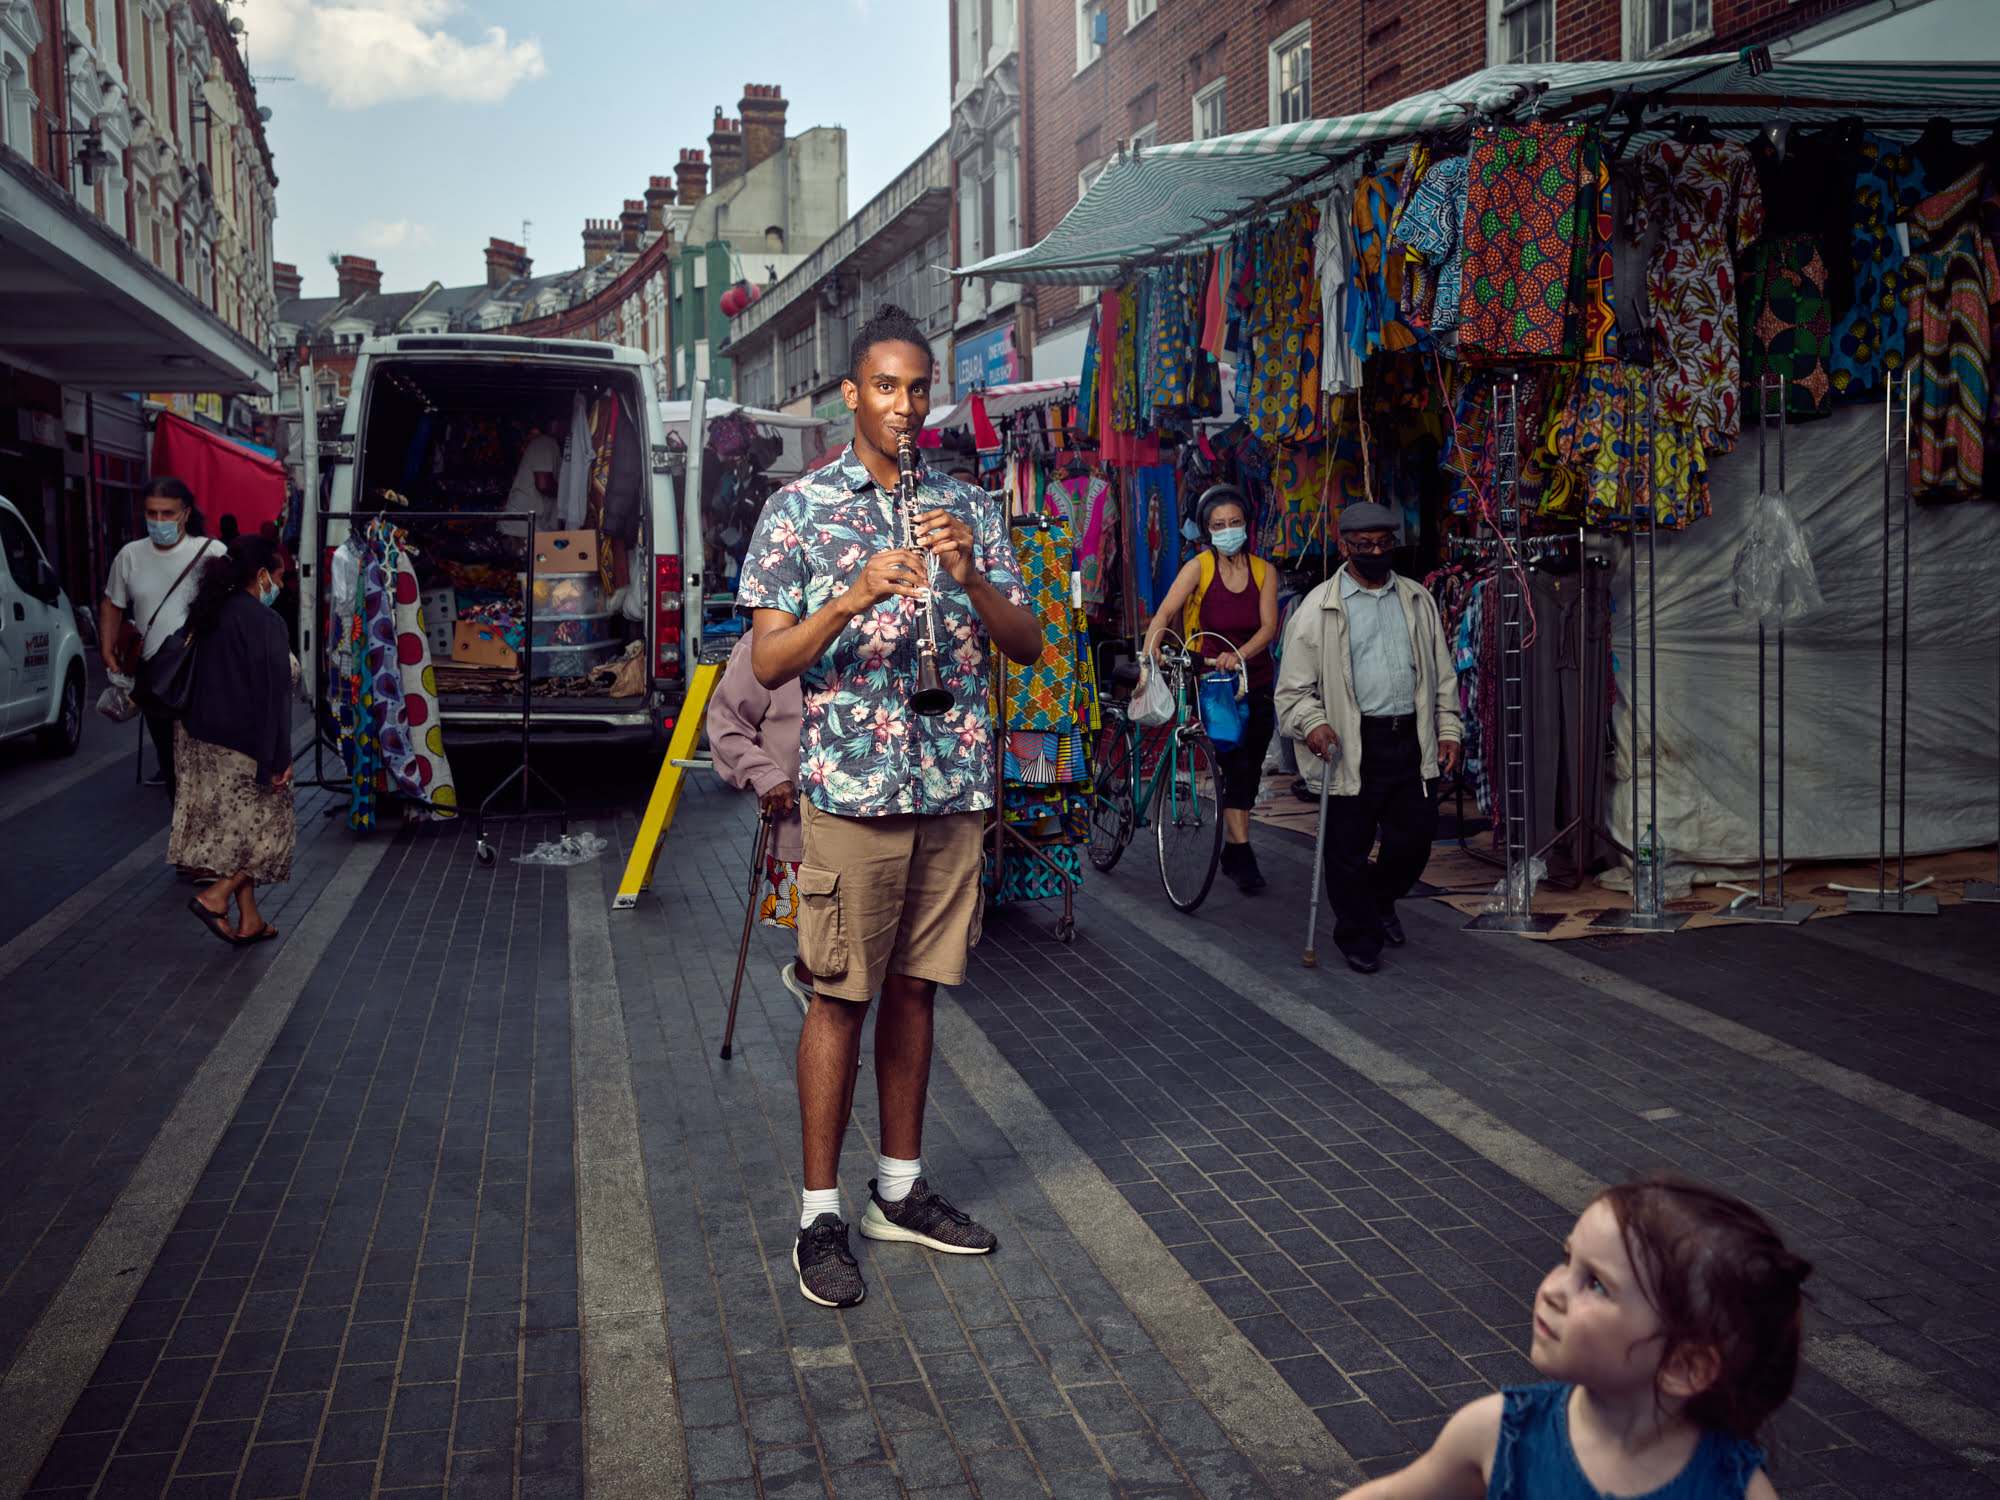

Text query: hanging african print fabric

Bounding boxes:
[1903,164,1999,500]
[1634,140,1764,451]
[1739,236,1834,420]
[1831,134,1926,397]
[1458,121,1590,361]
[1396,155,1471,338]
[1245,203,1322,446]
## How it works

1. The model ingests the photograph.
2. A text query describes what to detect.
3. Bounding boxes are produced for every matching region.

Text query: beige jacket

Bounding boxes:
[1274,566,1462,797]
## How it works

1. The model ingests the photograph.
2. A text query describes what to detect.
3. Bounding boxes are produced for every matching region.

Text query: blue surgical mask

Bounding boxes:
[259,581,279,607]
[147,519,182,546]
[1211,526,1248,556]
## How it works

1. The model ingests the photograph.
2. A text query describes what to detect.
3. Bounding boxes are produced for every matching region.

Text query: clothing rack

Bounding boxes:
[1465,371,1556,935]
[1719,375,1815,926]
[301,505,565,864]
[1847,372,1936,915]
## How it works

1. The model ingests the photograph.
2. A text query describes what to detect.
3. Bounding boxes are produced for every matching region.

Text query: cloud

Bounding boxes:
[355,219,432,251]
[238,0,546,109]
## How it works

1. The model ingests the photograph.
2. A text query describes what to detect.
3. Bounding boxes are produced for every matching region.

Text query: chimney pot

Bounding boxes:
[738,82,789,176]
[675,148,709,209]
[709,109,747,191]
[272,260,303,301]
[334,253,382,302]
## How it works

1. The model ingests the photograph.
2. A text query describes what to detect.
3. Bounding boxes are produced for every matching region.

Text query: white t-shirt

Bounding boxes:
[506,434,562,530]
[105,533,223,659]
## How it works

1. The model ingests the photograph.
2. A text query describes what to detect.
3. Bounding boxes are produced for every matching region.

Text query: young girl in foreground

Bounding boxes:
[1348,1173,1813,1499]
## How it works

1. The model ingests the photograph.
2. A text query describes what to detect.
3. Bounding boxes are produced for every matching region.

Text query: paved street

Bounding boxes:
[0,729,1997,1498]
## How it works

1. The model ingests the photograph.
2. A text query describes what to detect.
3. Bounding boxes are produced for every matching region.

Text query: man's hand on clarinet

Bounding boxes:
[841,549,930,612]
[916,509,979,587]
[760,781,796,817]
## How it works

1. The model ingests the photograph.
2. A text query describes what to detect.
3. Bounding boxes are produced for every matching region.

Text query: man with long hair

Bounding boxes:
[737,305,1042,1309]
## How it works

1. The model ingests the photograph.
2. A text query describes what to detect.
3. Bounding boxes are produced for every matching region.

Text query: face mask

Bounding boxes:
[259,578,279,607]
[1210,526,1248,556]
[1349,551,1394,582]
[147,519,182,546]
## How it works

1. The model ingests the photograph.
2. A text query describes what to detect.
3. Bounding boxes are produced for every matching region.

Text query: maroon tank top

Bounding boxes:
[1198,559,1273,688]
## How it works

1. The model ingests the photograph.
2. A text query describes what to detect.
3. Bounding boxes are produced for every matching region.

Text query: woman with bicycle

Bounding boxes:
[1142,485,1279,893]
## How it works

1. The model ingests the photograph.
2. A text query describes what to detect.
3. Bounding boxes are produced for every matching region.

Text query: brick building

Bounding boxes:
[1009,0,1890,369]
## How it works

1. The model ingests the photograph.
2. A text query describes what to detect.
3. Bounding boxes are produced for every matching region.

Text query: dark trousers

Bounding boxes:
[144,709,177,793]
[1322,719,1437,961]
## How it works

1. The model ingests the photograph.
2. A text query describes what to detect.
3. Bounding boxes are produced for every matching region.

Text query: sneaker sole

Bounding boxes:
[858,1204,996,1254]
[792,1240,864,1308]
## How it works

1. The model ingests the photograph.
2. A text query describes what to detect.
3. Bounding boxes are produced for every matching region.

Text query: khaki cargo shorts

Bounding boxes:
[795,800,985,1003]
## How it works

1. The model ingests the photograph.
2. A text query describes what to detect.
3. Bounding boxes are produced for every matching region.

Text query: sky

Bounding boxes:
[241,0,952,299]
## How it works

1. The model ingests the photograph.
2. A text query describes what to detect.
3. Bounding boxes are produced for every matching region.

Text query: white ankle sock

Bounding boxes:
[800,1188,844,1229]
[875,1155,922,1203]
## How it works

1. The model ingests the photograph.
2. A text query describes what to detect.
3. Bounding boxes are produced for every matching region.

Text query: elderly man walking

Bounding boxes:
[1276,503,1461,974]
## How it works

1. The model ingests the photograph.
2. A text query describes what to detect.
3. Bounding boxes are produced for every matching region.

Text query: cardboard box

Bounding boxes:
[452,621,518,669]
[533,529,599,576]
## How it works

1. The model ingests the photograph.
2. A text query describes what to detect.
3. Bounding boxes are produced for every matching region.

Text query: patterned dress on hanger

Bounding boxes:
[1003,508,1081,734]
[1830,133,1924,396]
[1397,155,1471,337]
[1739,235,1835,420]
[1634,140,1765,451]
[1458,122,1590,360]
[1903,164,1999,499]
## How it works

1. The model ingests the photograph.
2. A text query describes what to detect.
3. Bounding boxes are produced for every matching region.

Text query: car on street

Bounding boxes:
[0,495,86,756]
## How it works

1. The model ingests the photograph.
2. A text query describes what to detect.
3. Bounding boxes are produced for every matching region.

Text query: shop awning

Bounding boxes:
[0,147,275,393]
[927,379,1080,432]
[151,412,288,535]
[957,56,2000,285]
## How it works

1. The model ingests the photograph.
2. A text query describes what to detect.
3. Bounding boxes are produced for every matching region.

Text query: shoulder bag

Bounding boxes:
[133,541,219,719]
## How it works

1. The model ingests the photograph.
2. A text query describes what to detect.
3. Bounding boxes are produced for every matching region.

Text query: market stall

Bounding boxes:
[956,54,2000,924]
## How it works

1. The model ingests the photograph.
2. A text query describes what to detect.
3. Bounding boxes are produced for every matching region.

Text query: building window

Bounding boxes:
[1077,157,1106,204]
[1634,0,1710,55]
[1492,0,1555,63]
[1075,0,1104,73]
[1127,0,1156,26]
[739,346,775,408]
[1269,23,1311,126]
[1129,120,1158,152]
[781,321,816,399]
[1192,78,1227,142]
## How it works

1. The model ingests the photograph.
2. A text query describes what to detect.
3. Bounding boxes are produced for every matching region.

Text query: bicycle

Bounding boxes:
[1086,643,1225,912]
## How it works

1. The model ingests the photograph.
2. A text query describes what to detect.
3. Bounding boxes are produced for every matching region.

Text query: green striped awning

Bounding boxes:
[959,56,2000,285]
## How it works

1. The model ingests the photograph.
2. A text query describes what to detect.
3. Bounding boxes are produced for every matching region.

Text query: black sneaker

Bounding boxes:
[859,1178,998,1255]
[794,1213,866,1308]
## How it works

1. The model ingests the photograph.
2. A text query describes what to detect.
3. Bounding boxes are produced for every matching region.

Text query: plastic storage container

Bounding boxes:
[528,611,618,647]
[523,573,606,616]
[529,639,622,678]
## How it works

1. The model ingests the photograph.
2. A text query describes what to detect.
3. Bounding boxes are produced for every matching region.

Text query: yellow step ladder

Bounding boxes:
[613,650,728,910]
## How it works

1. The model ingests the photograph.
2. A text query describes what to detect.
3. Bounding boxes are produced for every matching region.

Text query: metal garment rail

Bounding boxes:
[1970,614,2000,902]
[1590,379,1688,934]
[1848,372,1936,916]
[1466,371,1557,936]
[305,506,565,862]
[1720,374,1815,926]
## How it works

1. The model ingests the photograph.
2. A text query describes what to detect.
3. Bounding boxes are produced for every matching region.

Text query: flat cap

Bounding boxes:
[1337,501,1401,535]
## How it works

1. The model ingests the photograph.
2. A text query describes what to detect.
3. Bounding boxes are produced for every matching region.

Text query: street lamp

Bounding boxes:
[46,122,115,189]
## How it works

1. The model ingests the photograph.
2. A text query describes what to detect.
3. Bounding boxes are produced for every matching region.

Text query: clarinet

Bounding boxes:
[896,433,956,717]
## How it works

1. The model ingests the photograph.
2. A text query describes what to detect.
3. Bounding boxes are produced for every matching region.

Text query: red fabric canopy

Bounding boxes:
[150,411,288,537]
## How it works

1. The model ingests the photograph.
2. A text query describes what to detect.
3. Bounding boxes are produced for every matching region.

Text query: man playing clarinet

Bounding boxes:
[738,304,1042,1309]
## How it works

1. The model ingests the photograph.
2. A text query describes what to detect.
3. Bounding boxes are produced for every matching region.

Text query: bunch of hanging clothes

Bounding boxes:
[328,518,459,831]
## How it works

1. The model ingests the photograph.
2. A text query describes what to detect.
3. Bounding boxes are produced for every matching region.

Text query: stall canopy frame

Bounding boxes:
[955,58,2000,288]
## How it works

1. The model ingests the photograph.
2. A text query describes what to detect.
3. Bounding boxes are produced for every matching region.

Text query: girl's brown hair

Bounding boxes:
[1593,1172,1813,1441]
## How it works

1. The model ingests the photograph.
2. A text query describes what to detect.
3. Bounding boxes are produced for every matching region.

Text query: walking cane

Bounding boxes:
[719,807,773,1061]
[1303,752,1332,967]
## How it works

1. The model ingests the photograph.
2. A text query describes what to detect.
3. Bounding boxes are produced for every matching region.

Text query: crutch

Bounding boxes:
[719,807,773,1061]
[1302,752,1332,967]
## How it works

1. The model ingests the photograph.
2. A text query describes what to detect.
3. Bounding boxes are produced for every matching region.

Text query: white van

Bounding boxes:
[0,495,86,756]
[307,335,699,748]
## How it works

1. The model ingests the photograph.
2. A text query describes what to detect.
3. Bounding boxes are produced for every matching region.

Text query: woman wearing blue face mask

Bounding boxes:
[101,476,216,795]
[1143,485,1281,892]
[175,536,298,946]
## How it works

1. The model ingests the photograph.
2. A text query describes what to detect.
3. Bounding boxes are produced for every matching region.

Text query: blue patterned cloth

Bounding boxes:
[737,445,1029,818]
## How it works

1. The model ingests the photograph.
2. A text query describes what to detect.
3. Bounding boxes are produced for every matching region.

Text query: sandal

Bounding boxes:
[239,924,279,943]
[187,898,243,947]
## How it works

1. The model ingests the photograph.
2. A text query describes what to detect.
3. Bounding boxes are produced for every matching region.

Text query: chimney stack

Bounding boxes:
[619,199,646,254]
[644,175,675,234]
[582,219,619,268]
[271,261,302,302]
[675,148,708,208]
[708,109,745,190]
[334,254,382,302]
[484,237,531,288]
[739,84,788,175]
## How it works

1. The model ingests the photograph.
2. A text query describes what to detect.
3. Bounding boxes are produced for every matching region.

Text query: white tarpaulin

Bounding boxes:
[1606,402,2000,870]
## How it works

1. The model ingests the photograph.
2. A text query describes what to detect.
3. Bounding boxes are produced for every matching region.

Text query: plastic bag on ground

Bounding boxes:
[1731,487,1823,626]
[514,832,610,866]
[98,674,141,724]
[1480,856,1547,913]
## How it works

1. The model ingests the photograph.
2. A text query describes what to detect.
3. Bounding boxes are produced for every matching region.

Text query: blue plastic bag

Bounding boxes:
[1198,670,1246,750]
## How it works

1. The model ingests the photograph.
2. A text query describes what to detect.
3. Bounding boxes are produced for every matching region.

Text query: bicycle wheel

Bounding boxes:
[1156,729,1224,912]
[1087,721,1136,873]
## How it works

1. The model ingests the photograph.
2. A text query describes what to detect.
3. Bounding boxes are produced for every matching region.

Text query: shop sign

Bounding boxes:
[147,393,225,423]
[953,325,1018,393]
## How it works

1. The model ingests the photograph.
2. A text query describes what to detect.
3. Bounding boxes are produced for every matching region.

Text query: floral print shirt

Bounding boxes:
[736,445,1029,819]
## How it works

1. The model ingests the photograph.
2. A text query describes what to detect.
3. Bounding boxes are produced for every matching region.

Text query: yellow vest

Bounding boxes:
[1183,550,1268,647]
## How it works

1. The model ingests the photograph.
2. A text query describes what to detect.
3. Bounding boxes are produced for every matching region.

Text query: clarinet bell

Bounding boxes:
[909,645,955,717]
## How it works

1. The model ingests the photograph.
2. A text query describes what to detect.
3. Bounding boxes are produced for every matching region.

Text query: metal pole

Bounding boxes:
[720,809,773,1061]
[1969,588,2000,901]
[684,378,708,667]
[1303,756,1331,966]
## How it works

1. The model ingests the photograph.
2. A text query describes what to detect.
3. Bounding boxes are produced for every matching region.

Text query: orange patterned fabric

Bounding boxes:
[1459,122,1590,361]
